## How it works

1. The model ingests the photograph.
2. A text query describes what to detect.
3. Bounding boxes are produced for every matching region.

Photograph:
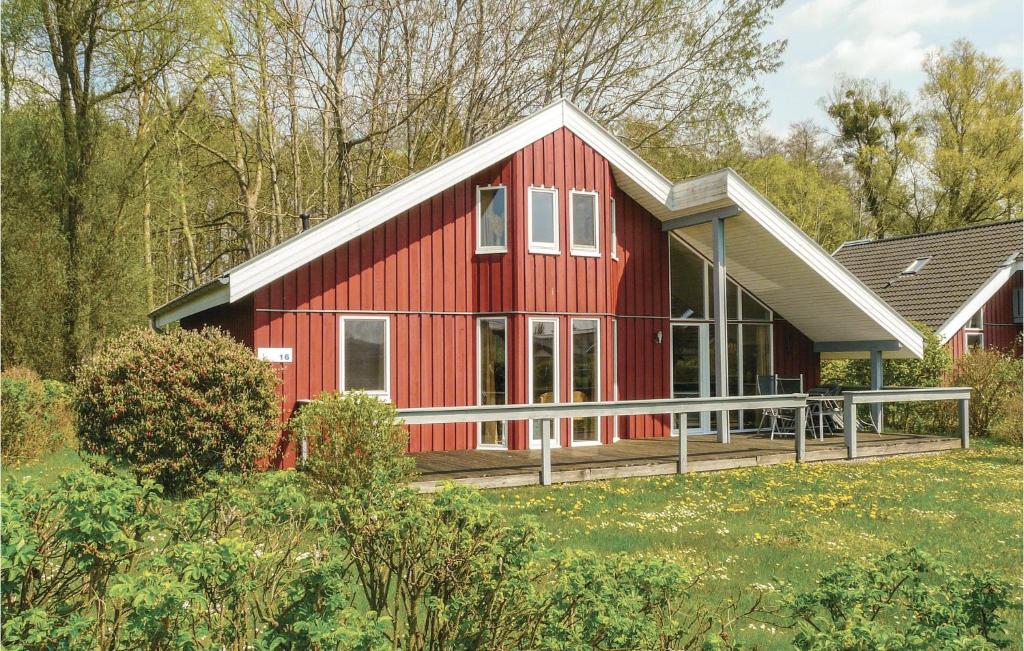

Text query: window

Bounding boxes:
[967,332,984,351]
[341,317,389,397]
[571,319,600,444]
[968,308,984,330]
[528,187,559,254]
[669,236,705,319]
[476,186,507,253]
[610,197,618,261]
[741,290,771,321]
[903,257,931,274]
[965,308,984,352]
[529,318,559,448]
[477,318,507,447]
[570,190,599,256]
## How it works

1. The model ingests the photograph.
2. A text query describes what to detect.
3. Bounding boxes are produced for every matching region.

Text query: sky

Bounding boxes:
[761,0,1024,135]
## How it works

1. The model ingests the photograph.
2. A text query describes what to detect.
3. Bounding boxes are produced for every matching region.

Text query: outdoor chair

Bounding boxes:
[756,374,796,439]
[808,384,844,438]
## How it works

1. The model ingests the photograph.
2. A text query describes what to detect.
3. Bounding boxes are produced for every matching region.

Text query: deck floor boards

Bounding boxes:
[412,433,957,488]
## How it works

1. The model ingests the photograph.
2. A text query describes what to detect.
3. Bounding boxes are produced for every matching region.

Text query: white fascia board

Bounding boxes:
[151,280,230,329]
[722,170,925,359]
[561,104,673,206]
[227,101,567,301]
[937,258,1022,343]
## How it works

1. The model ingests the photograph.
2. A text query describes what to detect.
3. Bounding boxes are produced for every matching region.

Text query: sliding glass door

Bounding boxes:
[671,323,710,433]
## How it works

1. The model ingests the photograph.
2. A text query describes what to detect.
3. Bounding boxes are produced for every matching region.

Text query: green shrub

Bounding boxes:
[73,327,280,495]
[290,391,415,494]
[786,547,1015,649]
[1,366,74,465]
[945,349,1022,441]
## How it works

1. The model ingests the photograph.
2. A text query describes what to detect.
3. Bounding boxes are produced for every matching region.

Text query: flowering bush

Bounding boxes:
[73,327,279,495]
[1,366,74,465]
[945,349,1022,442]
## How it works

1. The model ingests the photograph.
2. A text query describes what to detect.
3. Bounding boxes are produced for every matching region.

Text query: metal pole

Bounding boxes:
[540,420,552,485]
[959,398,970,449]
[870,349,884,433]
[711,215,729,444]
[795,405,806,462]
[843,395,857,459]
[677,413,688,473]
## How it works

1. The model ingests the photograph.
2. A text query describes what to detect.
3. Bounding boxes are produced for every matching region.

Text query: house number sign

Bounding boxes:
[257,347,293,363]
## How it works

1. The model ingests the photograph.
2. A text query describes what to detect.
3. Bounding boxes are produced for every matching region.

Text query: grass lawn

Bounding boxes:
[485,443,1024,647]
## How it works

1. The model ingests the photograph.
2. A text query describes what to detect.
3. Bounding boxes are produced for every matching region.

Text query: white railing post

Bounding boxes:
[843,394,857,459]
[677,413,688,474]
[795,404,807,462]
[959,398,970,449]
[540,420,552,486]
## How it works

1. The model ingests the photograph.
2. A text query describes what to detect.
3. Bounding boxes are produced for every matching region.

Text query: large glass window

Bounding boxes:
[341,317,389,396]
[741,324,772,428]
[670,237,705,319]
[529,187,558,253]
[476,186,506,252]
[530,319,558,447]
[571,319,599,443]
[741,290,771,321]
[478,318,507,447]
[570,191,599,255]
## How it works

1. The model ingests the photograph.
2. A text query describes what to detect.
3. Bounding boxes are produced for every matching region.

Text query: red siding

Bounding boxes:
[946,271,1022,358]
[774,319,820,388]
[180,298,254,348]
[184,127,822,465]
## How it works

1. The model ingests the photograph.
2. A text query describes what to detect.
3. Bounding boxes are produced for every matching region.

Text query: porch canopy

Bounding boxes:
[639,169,924,361]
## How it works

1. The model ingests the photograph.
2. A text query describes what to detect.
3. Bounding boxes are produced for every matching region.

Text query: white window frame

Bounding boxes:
[339,316,391,400]
[528,316,560,449]
[569,189,601,257]
[570,318,601,446]
[610,197,618,261]
[476,316,508,449]
[965,308,984,351]
[475,185,507,254]
[528,186,560,255]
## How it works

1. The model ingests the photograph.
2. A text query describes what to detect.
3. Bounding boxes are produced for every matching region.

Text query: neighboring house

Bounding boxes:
[150,100,922,466]
[833,221,1023,359]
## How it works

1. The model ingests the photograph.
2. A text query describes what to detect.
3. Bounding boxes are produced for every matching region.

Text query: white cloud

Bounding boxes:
[796,32,939,85]
[988,41,1023,65]
[784,0,992,35]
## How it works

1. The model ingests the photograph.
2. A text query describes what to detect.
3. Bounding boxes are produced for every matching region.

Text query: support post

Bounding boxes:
[540,420,552,486]
[677,414,688,474]
[870,349,884,433]
[795,405,806,462]
[711,215,730,443]
[843,395,857,459]
[959,398,970,449]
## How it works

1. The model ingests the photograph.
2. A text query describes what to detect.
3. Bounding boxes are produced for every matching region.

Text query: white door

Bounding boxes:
[671,323,710,434]
[529,318,560,449]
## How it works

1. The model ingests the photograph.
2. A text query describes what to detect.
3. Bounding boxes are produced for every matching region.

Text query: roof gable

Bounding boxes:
[833,221,1023,339]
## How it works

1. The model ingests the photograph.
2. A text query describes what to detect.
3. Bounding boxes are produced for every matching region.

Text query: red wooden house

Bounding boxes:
[834,221,1023,359]
[152,100,923,466]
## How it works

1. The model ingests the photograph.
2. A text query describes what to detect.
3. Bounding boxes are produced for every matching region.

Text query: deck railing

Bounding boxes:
[393,388,973,485]
[842,387,972,459]
[398,394,810,485]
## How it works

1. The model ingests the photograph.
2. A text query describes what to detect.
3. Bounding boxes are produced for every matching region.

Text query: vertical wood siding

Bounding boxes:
[187,127,822,465]
[773,319,820,388]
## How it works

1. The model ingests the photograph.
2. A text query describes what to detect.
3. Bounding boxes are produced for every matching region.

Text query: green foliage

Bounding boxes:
[0,367,74,465]
[946,349,1023,441]
[291,391,415,495]
[73,327,279,495]
[786,547,1015,649]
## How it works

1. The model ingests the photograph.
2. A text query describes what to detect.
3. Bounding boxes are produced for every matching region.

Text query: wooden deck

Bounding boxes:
[410,433,963,491]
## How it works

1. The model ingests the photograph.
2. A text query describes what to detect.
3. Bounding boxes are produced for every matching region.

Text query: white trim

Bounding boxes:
[528,317,561,449]
[569,189,601,257]
[570,318,601,446]
[527,186,560,254]
[937,259,1022,343]
[476,316,508,449]
[610,197,619,261]
[339,316,391,399]
[475,185,508,254]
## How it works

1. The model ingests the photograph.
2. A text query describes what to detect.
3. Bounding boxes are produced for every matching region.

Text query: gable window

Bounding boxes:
[529,187,559,254]
[570,190,599,256]
[476,186,507,253]
[610,197,618,261]
[341,317,390,397]
[965,308,984,352]
[477,317,507,448]
[670,236,705,319]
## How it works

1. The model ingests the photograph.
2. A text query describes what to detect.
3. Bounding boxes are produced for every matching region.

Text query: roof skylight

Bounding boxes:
[902,257,931,274]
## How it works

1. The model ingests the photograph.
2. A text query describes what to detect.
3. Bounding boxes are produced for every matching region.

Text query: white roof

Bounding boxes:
[150,99,923,359]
